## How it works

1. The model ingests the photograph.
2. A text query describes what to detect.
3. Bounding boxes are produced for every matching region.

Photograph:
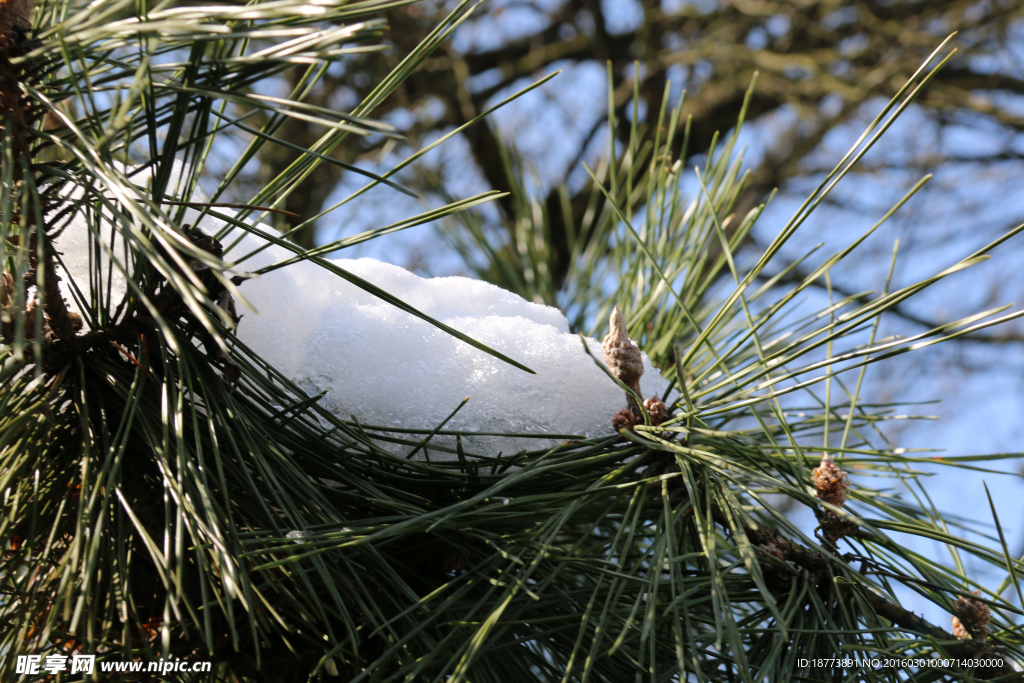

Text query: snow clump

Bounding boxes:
[229,227,670,457]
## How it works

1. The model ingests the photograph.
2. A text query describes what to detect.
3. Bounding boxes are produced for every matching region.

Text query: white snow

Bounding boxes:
[53,165,672,458]
[229,229,670,456]
[51,163,212,327]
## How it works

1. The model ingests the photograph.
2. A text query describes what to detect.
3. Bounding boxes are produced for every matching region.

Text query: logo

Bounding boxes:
[15,654,95,675]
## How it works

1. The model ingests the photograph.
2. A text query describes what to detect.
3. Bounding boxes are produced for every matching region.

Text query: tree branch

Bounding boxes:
[763,262,1024,347]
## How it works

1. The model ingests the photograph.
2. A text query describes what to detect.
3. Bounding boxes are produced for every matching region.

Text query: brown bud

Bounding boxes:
[603,305,644,415]
[812,454,849,508]
[612,408,636,434]
[952,591,990,641]
[643,397,667,425]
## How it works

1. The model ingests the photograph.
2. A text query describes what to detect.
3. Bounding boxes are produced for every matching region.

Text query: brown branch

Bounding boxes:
[39,237,81,342]
[0,0,33,162]
[653,452,1015,677]
[747,519,1014,675]
[762,261,1024,347]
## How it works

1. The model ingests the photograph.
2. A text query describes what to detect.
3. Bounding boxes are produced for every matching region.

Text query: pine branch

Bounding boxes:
[651,446,1016,677]
[5,5,1024,679]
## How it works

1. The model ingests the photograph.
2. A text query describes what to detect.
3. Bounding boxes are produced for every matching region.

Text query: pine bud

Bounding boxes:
[603,305,644,416]
[612,408,636,433]
[812,454,856,543]
[644,397,667,425]
[812,454,849,508]
[952,591,990,641]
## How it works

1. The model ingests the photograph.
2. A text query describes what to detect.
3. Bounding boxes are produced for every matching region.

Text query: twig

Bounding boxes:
[657,454,1017,677]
